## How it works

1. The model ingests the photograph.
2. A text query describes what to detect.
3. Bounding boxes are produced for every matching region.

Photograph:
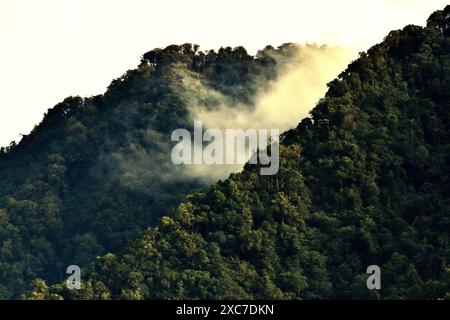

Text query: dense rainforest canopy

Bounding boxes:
[2,6,450,300]
[27,6,450,300]
[0,40,303,298]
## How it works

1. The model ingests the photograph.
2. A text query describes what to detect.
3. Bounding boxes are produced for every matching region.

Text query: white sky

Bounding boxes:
[0,0,448,147]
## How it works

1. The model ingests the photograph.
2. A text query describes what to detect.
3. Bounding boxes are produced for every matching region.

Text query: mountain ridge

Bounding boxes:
[0,42,344,298]
[27,5,450,299]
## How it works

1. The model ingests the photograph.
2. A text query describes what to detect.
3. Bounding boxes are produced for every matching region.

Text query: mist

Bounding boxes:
[177,44,355,181]
[102,44,356,190]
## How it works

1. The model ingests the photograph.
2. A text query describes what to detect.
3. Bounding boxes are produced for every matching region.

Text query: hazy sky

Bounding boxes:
[0,0,448,147]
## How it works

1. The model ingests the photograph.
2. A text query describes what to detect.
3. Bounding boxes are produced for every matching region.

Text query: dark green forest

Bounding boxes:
[0,37,306,298]
[2,6,450,300]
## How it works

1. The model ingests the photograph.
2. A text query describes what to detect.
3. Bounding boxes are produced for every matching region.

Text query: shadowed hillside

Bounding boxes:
[32,6,450,300]
[0,42,347,298]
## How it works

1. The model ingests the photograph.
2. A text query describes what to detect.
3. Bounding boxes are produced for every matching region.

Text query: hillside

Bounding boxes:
[0,42,317,298]
[32,6,450,300]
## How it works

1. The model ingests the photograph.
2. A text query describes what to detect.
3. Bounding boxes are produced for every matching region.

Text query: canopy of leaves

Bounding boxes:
[32,6,450,300]
[0,42,301,298]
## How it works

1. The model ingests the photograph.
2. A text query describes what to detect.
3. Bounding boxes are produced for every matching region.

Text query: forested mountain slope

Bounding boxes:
[0,42,308,298]
[34,6,450,299]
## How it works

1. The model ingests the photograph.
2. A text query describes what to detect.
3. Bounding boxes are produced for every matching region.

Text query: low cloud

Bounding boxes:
[176,44,355,181]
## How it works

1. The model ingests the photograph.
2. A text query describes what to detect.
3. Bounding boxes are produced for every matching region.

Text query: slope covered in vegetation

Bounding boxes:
[33,6,450,300]
[0,42,309,298]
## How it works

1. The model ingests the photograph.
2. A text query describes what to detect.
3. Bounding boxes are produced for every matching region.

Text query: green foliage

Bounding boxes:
[0,43,301,298]
[39,7,450,300]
